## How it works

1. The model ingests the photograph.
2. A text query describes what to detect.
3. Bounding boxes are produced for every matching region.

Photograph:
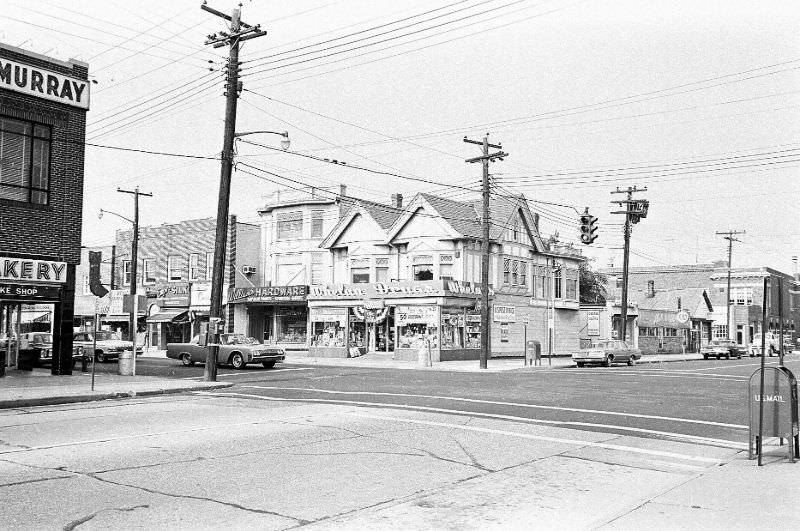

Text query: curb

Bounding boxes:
[0,382,235,409]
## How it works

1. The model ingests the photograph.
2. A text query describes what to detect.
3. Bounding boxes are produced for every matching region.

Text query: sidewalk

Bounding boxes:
[0,368,233,409]
[284,350,705,372]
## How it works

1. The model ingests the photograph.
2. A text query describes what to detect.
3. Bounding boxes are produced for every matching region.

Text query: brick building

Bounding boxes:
[112,216,258,350]
[0,43,89,374]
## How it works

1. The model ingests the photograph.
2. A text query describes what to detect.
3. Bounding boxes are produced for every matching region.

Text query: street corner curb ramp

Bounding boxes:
[0,381,234,409]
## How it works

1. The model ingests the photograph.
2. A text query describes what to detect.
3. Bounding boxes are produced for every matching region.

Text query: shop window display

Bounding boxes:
[396,305,439,349]
[440,309,465,350]
[275,306,307,343]
[465,312,481,348]
[310,308,347,347]
[349,307,366,348]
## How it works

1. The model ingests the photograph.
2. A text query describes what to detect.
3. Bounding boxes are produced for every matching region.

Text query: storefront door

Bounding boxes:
[1,302,21,368]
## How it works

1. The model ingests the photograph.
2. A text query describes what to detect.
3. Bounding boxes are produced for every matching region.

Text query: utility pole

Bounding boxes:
[201,3,266,382]
[464,135,507,369]
[715,230,745,341]
[611,186,648,343]
[117,186,152,376]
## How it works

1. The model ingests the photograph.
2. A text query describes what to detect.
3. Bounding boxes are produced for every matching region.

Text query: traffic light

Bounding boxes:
[88,251,109,297]
[579,209,598,244]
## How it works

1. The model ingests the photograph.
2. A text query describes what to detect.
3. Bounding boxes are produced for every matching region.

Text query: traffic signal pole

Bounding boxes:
[464,135,507,370]
[611,186,647,342]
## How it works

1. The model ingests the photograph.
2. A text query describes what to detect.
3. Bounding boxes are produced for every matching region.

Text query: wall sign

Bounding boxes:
[588,311,600,336]
[0,282,61,300]
[227,285,308,304]
[396,305,439,326]
[0,58,90,109]
[0,257,67,284]
[493,305,516,323]
[309,281,494,301]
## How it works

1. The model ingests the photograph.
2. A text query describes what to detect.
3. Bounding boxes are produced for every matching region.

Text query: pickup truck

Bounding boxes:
[166,333,285,369]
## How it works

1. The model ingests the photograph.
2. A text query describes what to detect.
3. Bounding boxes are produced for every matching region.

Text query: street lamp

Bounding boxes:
[98,185,151,375]
[205,129,291,382]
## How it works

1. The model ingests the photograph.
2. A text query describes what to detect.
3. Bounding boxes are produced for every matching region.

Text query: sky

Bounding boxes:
[3,0,799,274]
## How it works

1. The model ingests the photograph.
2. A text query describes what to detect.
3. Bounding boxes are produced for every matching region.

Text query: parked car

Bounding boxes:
[18,333,86,368]
[73,330,141,363]
[748,332,779,357]
[700,339,743,360]
[167,334,285,369]
[572,339,641,367]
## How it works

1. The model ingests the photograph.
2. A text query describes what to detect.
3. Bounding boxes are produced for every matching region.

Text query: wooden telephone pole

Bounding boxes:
[716,230,745,341]
[202,3,266,381]
[464,135,507,369]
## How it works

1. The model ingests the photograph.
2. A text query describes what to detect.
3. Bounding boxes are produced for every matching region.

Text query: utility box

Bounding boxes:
[748,366,799,462]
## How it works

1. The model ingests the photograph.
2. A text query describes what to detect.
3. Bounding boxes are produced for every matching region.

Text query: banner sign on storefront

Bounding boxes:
[588,311,600,336]
[0,257,67,284]
[309,307,347,323]
[0,282,61,300]
[150,283,190,308]
[493,305,516,323]
[309,281,494,300]
[0,58,90,109]
[396,305,439,326]
[227,285,308,304]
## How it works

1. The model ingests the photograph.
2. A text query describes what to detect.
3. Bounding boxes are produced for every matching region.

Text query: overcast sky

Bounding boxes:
[4,0,799,274]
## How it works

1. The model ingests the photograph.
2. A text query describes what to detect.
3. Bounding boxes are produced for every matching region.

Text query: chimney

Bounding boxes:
[391,193,403,209]
[646,280,655,298]
[793,255,799,280]
[338,184,349,219]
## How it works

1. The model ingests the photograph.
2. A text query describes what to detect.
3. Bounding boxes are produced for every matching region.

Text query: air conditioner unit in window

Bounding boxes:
[242,265,257,275]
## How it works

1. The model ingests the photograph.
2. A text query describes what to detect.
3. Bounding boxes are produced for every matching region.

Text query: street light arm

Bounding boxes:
[98,208,134,225]
[233,130,290,150]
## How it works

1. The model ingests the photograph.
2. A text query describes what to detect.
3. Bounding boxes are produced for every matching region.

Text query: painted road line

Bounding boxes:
[561,370,746,382]
[345,412,725,465]
[240,386,748,429]
[179,368,313,379]
[199,392,746,449]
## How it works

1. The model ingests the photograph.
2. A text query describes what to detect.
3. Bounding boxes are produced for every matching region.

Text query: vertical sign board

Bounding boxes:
[748,366,799,462]
[587,311,600,336]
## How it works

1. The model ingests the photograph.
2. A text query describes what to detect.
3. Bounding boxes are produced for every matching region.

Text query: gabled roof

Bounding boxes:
[320,199,403,248]
[385,192,545,251]
[636,288,714,317]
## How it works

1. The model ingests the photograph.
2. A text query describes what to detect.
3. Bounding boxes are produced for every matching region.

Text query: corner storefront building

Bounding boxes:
[0,43,90,374]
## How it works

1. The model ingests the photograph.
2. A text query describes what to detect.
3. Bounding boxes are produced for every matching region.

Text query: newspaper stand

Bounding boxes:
[748,366,799,462]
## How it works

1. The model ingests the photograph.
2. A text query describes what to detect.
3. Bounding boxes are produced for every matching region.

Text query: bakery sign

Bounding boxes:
[0,58,90,109]
[0,257,67,284]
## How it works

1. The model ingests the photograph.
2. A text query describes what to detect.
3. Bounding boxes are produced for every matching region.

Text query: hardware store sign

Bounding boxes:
[0,58,90,109]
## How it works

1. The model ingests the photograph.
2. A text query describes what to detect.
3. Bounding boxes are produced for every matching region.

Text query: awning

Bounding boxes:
[146,310,188,323]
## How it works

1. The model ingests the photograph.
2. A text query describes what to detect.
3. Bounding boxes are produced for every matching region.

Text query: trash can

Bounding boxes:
[118,350,134,376]
[17,349,40,371]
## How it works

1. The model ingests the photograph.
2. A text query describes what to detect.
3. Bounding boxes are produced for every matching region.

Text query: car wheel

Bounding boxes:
[95,351,105,363]
[231,353,245,370]
[180,353,194,367]
[603,356,612,367]
[627,356,636,366]
[703,354,708,360]
[725,352,731,360]
[262,361,276,369]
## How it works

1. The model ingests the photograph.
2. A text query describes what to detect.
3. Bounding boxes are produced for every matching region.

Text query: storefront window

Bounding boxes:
[275,306,307,343]
[465,312,481,348]
[349,308,366,348]
[310,308,347,347]
[396,305,438,349]
[440,309,465,350]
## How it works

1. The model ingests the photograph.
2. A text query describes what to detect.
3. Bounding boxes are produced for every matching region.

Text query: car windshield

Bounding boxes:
[90,331,118,341]
[221,334,258,345]
[33,334,52,343]
[710,340,731,346]
[593,340,614,349]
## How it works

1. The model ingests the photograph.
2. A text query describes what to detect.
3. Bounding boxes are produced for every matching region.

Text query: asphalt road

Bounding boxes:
[128,355,800,449]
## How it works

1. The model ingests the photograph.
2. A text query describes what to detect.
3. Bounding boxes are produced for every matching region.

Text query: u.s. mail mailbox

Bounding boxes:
[748,366,799,462]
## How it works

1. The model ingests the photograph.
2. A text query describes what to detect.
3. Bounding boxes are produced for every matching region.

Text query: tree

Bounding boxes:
[580,259,608,303]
